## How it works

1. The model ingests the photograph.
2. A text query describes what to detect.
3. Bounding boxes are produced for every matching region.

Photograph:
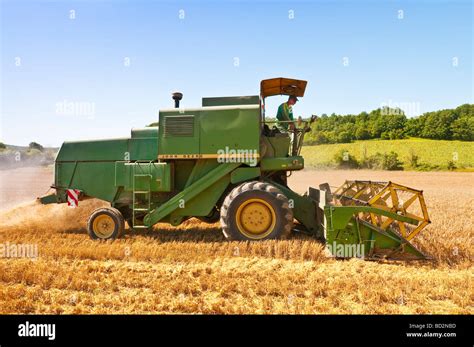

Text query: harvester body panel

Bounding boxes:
[53,129,159,202]
[158,105,260,162]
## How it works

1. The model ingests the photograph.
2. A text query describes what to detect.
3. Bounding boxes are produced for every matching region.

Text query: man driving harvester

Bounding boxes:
[276,95,298,130]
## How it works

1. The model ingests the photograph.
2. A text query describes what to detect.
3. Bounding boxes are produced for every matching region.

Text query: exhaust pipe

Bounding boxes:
[172,92,183,108]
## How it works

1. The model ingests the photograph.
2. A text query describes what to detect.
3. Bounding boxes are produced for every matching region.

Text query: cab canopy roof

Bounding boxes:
[260,77,307,98]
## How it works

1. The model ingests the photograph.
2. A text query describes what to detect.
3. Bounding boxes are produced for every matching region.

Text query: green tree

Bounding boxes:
[336,131,352,143]
[451,117,474,141]
[355,126,370,140]
[420,110,457,140]
[404,117,422,137]
[29,142,44,152]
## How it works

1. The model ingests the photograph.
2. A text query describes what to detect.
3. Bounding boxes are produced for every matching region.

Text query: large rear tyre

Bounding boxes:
[220,181,293,241]
[87,207,125,240]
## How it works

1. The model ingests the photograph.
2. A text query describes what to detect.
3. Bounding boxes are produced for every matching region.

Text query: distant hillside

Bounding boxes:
[302,138,474,171]
[0,143,58,170]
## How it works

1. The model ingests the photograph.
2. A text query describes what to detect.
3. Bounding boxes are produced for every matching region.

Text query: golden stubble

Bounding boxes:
[0,170,472,314]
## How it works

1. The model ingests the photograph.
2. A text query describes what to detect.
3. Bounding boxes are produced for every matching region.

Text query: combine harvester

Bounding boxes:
[40,78,430,259]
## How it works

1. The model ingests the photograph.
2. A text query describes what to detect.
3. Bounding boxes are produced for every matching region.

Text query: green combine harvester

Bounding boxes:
[40,78,430,259]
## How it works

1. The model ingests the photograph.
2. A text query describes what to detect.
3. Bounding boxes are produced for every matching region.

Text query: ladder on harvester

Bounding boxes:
[132,163,152,229]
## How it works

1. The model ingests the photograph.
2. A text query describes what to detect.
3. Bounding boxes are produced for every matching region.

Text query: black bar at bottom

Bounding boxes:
[0,314,471,346]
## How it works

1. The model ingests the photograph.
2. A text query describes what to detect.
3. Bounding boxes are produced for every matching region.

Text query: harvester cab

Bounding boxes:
[39,77,430,260]
[260,78,316,157]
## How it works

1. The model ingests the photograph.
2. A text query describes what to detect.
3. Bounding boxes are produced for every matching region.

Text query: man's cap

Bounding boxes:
[289,95,299,101]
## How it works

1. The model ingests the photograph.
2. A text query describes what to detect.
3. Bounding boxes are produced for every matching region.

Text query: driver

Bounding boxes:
[276,95,298,130]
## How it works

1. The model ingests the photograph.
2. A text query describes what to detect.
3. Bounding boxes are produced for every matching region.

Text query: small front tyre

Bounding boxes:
[87,207,125,240]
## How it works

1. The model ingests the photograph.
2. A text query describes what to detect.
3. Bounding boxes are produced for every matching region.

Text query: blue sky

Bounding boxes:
[0,0,472,146]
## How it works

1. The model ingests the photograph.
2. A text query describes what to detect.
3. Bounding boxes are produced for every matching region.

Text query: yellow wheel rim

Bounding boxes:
[235,198,276,239]
[92,214,116,239]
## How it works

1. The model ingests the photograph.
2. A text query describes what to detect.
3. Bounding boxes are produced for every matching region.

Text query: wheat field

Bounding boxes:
[0,169,472,314]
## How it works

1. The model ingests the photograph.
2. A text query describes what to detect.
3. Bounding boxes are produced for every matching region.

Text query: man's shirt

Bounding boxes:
[276,102,294,129]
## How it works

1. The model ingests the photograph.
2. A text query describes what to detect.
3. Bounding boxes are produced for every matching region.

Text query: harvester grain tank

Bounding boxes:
[40,78,430,259]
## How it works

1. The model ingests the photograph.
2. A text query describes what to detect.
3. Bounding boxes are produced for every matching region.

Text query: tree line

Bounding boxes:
[305,104,473,144]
